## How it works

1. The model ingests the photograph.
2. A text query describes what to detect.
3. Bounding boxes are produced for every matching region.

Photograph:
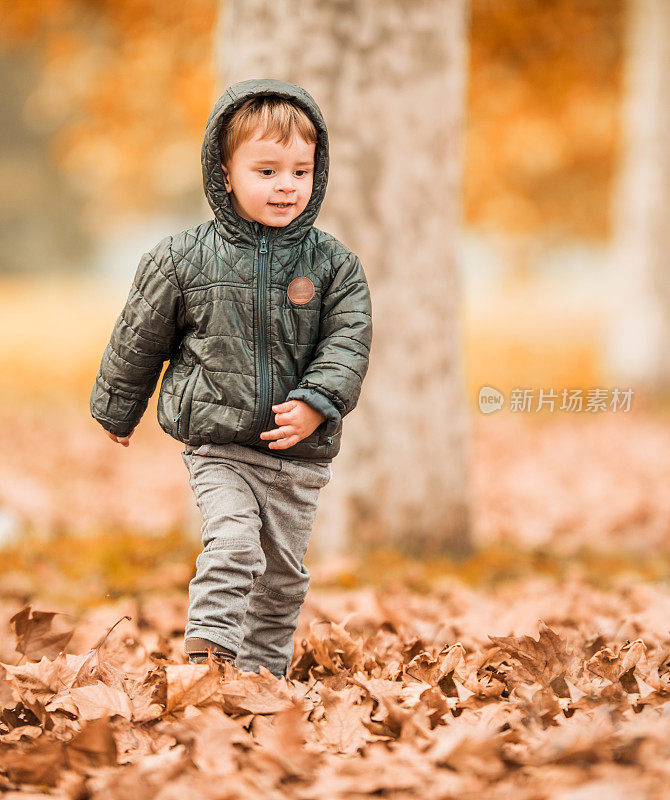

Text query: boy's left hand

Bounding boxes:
[105,428,135,447]
[260,400,327,449]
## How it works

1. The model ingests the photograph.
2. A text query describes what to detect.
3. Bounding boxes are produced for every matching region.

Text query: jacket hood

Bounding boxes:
[202,78,329,249]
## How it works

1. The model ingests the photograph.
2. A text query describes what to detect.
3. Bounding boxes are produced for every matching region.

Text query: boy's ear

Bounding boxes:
[221,162,230,190]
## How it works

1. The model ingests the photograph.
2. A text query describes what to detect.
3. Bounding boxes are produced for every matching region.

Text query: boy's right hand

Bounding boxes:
[105,428,135,447]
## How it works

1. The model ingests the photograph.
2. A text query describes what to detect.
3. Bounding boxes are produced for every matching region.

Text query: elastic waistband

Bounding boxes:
[183,442,330,469]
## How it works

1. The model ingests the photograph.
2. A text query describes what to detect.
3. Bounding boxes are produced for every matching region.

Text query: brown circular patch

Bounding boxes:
[287,277,315,305]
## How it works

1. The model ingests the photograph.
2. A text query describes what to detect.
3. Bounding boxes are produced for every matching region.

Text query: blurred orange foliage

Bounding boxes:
[1,0,624,238]
[0,0,217,223]
[465,0,623,240]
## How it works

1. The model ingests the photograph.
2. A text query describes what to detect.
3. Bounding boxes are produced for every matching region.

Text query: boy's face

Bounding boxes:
[221,128,316,228]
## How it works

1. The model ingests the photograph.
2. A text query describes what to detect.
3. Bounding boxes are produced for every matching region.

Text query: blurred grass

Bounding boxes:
[0,275,123,405]
[1,275,609,411]
[0,528,667,613]
[463,276,606,405]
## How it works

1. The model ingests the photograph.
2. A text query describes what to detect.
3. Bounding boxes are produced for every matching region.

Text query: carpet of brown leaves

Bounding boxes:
[1,575,669,799]
[2,401,670,796]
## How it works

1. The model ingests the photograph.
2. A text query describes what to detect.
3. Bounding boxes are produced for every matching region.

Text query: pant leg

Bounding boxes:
[235,458,332,677]
[181,450,281,654]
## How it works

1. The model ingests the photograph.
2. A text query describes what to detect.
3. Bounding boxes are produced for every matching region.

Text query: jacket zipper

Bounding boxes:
[248,228,273,442]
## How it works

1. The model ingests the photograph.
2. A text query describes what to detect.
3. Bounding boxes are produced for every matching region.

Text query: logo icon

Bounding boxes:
[478,386,504,414]
[287,277,315,305]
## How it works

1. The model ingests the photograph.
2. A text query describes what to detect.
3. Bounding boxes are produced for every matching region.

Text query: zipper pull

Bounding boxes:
[259,235,267,254]
[173,410,182,422]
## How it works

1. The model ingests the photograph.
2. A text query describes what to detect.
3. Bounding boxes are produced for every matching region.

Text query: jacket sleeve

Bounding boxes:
[89,235,184,437]
[285,251,373,439]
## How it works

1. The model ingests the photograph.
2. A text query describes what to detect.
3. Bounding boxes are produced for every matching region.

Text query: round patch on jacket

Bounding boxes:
[287,277,315,305]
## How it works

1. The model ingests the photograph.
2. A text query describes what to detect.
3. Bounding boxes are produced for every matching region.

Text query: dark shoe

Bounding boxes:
[188,652,235,665]
[185,636,236,665]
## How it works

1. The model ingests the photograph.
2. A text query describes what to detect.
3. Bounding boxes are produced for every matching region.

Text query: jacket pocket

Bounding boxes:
[174,363,202,440]
[317,416,342,447]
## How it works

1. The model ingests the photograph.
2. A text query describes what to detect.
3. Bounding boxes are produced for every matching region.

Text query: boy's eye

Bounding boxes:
[258,169,311,177]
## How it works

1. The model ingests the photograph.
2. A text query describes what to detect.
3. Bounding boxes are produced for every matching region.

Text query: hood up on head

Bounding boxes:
[201,78,330,249]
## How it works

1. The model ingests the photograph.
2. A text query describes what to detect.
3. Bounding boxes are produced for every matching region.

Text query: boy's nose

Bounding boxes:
[274,177,296,192]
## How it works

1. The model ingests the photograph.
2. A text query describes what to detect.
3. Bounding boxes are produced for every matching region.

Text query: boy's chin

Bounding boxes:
[261,219,294,228]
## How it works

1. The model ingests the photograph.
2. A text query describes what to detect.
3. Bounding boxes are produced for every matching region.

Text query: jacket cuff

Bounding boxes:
[285,387,341,437]
[89,386,141,437]
[90,411,135,438]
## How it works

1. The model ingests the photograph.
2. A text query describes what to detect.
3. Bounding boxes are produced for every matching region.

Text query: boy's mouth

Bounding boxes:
[268,202,294,209]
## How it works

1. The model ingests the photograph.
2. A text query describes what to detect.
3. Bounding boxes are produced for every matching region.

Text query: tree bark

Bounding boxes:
[605,0,670,394]
[217,0,472,558]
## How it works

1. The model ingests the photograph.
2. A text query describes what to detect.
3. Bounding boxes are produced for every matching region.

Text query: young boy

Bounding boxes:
[89,78,373,678]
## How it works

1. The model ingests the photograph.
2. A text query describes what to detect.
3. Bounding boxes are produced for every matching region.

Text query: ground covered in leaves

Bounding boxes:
[1,573,669,799]
[1,402,669,796]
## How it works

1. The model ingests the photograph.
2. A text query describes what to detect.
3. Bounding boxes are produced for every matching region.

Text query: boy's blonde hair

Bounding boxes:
[219,95,317,166]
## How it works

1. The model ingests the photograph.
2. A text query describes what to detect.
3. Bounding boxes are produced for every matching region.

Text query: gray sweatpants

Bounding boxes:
[181,441,332,677]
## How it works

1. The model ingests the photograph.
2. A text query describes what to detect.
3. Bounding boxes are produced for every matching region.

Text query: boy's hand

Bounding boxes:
[260,400,326,450]
[105,428,135,447]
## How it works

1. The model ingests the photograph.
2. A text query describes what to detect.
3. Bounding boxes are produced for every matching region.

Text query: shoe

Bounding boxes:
[188,652,235,665]
[185,636,236,665]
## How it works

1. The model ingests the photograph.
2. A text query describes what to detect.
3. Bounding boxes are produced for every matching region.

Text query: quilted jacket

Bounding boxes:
[89,78,373,462]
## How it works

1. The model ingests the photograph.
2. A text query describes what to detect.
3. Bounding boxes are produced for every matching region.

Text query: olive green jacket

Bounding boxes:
[89,78,373,461]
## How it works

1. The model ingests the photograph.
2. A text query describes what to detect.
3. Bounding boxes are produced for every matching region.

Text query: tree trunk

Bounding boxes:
[605,0,670,394]
[217,0,472,558]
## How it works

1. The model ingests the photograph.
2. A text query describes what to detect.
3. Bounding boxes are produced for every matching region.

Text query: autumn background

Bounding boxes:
[0,1,669,798]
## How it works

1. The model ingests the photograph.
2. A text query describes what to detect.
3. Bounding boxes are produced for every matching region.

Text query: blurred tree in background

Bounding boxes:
[217,0,471,559]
